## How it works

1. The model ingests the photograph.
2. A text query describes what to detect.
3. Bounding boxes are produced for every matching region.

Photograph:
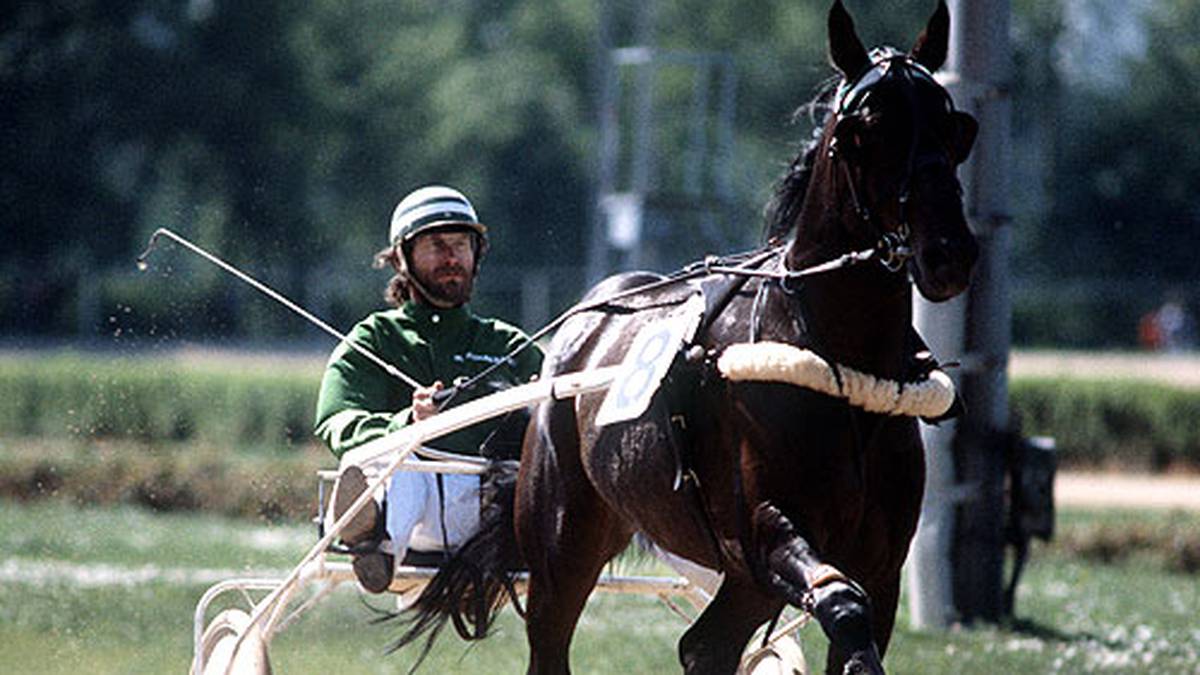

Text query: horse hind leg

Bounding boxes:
[753,504,884,675]
[516,400,631,674]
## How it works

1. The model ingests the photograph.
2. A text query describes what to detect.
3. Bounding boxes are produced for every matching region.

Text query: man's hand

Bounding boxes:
[411,381,444,421]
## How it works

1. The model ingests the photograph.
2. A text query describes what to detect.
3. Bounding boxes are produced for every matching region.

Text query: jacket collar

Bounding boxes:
[402,301,472,332]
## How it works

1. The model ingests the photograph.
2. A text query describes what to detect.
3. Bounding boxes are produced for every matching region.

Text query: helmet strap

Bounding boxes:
[395,245,468,309]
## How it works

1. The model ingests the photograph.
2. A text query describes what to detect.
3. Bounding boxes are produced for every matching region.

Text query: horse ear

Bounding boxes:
[911,0,950,72]
[949,111,978,164]
[828,0,869,78]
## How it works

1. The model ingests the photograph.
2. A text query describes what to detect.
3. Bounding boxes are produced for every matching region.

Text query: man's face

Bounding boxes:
[406,230,476,307]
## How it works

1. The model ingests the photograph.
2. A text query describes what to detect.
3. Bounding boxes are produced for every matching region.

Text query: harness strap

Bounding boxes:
[436,473,451,558]
[695,247,784,335]
[805,563,849,590]
[445,247,786,404]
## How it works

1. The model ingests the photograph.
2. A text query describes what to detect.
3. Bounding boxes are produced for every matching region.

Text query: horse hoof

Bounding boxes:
[841,647,884,675]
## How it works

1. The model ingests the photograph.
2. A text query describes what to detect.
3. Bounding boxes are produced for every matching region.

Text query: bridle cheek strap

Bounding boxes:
[837,155,913,274]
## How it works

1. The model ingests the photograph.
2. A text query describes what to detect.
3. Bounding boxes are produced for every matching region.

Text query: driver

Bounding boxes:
[314,185,542,593]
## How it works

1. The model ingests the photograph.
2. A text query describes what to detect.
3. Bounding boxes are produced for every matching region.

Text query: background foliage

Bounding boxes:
[5,0,1198,347]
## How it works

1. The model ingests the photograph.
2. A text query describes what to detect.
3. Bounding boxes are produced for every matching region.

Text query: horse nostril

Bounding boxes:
[921,242,951,273]
[922,236,977,274]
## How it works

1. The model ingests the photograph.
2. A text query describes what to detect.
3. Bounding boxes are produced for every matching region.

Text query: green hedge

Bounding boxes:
[0,439,326,521]
[2,352,1199,470]
[0,353,320,450]
[1010,377,1200,470]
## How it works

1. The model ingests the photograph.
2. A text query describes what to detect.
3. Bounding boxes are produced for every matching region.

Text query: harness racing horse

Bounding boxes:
[392,2,979,673]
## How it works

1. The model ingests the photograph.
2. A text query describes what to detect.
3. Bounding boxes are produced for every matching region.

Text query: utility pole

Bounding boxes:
[909,0,1012,626]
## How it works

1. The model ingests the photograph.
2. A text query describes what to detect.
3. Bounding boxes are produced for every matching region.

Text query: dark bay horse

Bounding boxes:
[392,2,979,673]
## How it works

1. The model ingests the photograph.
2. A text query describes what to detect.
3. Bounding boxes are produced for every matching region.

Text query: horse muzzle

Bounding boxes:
[911,232,978,302]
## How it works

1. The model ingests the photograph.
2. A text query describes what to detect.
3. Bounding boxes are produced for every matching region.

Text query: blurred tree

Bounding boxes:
[286,0,598,317]
[2,2,151,332]
[2,1,316,335]
[1047,0,1200,282]
[1006,0,1200,346]
[1008,0,1065,278]
[9,0,1190,347]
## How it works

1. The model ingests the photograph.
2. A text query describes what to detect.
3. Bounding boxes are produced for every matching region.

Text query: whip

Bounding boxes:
[136,227,425,391]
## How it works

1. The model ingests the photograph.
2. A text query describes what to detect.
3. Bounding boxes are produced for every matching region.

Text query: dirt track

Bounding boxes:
[1010,350,1200,389]
[1056,472,1200,510]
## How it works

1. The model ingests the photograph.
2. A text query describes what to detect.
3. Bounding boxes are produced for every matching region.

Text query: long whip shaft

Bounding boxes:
[137,227,424,390]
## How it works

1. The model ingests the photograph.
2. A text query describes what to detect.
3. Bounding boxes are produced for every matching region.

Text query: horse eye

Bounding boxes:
[859,112,885,132]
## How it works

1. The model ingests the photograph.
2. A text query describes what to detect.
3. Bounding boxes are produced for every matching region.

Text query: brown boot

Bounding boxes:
[352,551,396,594]
[332,465,380,546]
[332,466,394,593]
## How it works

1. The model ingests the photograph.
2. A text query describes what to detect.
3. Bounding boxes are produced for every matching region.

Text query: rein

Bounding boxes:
[139,226,892,409]
[441,238,899,406]
[699,234,905,291]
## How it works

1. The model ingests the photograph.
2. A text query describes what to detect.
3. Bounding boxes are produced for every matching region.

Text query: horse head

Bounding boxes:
[796,0,979,303]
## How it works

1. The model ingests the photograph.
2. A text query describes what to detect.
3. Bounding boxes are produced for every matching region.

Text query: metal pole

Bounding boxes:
[587,0,618,286]
[908,297,967,628]
[910,0,1012,626]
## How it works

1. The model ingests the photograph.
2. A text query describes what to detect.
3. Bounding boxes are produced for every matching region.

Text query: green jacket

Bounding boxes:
[314,302,543,459]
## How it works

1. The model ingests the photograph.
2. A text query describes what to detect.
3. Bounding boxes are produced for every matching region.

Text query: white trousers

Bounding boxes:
[382,470,722,599]
[384,462,480,560]
[343,455,719,593]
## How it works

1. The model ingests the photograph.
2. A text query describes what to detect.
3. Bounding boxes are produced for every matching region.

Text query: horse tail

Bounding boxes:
[380,458,524,668]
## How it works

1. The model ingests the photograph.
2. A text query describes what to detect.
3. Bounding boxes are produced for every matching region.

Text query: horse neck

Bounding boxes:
[788,145,855,258]
[801,270,912,378]
[785,160,913,378]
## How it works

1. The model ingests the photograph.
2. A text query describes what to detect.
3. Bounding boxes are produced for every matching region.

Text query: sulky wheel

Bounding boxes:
[191,608,273,675]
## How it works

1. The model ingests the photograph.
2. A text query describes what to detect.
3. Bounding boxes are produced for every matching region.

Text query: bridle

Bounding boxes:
[824,49,960,274]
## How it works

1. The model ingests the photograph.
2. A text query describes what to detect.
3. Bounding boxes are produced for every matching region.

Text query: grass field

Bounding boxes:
[2,501,1198,674]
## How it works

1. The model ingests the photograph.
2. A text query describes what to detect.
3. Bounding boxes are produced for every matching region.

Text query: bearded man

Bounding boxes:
[314,185,543,593]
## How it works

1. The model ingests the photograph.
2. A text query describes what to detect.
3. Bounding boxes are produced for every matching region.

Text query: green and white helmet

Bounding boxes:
[388,185,488,248]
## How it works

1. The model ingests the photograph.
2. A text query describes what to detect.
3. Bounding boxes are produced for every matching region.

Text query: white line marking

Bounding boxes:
[0,558,291,588]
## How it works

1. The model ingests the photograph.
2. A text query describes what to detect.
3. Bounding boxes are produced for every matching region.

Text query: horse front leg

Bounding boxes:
[858,569,902,661]
[754,503,885,675]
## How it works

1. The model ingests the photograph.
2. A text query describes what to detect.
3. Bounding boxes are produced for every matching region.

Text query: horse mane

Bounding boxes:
[762,79,840,244]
